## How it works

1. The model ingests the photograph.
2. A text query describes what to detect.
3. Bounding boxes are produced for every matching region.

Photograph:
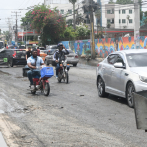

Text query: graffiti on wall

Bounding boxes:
[61,36,147,58]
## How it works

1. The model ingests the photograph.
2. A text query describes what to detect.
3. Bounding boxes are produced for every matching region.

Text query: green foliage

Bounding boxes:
[76,24,90,37]
[69,0,77,4]
[107,22,111,28]
[116,0,133,4]
[108,0,115,4]
[21,4,66,45]
[60,26,76,39]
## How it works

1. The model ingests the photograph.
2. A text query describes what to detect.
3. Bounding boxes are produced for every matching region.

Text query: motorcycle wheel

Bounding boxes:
[66,72,69,84]
[31,90,36,95]
[43,82,50,96]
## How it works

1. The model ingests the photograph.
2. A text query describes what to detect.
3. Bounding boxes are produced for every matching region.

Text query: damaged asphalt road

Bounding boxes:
[0,65,147,147]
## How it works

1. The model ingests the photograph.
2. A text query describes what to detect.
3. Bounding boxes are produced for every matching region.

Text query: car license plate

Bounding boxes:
[21,56,25,58]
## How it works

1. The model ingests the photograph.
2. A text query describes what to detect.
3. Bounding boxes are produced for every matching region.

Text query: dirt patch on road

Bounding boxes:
[0,70,10,75]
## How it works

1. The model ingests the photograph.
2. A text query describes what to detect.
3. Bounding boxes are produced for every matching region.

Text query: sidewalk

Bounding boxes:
[79,57,104,67]
[0,132,7,147]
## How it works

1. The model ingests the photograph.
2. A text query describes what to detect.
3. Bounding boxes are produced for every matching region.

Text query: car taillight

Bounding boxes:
[13,51,16,58]
[97,64,99,67]
[75,55,78,58]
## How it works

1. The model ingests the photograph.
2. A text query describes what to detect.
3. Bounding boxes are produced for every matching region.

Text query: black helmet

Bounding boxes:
[57,43,63,48]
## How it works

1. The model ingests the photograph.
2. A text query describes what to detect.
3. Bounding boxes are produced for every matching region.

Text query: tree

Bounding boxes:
[126,15,130,25]
[21,4,66,45]
[95,9,101,38]
[107,22,111,28]
[69,0,77,30]
[108,0,115,4]
[116,0,133,4]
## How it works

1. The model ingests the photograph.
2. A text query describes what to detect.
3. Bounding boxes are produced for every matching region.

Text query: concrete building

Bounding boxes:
[45,0,98,28]
[101,3,135,29]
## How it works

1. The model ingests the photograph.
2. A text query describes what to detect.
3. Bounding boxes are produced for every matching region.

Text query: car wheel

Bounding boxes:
[10,60,13,67]
[73,64,77,67]
[126,82,135,108]
[97,77,108,97]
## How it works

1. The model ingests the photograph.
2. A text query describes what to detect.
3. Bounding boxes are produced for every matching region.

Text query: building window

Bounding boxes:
[107,10,111,14]
[129,10,132,14]
[68,9,72,14]
[119,19,121,23]
[122,10,125,14]
[112,9,114,14]
[111,18,114,24]
[129,19,133,23]
[56,9,59,13]
[107,19,111,23]
[60,9,64,14]
[119,10,121,14]
[122,19,126,23]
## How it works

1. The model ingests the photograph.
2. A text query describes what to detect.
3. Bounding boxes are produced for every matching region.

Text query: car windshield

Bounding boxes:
[68,50,74,53]
[48,49,57,55]
[19,46,25,49]
[48,45,57,49]
[126,53,147,67]
[0,42,4,49]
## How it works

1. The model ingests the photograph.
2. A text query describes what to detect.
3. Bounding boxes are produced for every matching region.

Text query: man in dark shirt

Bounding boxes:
[26,47,32,61]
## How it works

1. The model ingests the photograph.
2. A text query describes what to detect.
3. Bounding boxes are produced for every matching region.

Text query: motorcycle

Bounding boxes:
[57,60,70,84]
[23,66,54,96]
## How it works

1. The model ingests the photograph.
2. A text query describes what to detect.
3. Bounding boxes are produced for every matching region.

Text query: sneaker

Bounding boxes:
[29,85,35,90]
[56,75,58,79]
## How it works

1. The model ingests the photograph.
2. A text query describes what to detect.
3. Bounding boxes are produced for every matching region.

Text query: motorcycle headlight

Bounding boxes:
[139,75,147,83]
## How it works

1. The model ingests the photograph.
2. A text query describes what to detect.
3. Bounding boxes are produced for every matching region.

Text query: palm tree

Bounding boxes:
[126,15,130,25]
[69,0,77,30]
[95,9,101,38]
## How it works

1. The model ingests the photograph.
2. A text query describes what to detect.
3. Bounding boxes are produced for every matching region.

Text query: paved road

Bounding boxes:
[0,64,146,147]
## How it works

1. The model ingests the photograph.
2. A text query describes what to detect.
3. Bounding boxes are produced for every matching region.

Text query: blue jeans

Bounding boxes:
[27,70,40,85]
[56,63,60,76]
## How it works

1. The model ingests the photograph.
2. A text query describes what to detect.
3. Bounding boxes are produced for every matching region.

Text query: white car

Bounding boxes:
[96,49,147,108]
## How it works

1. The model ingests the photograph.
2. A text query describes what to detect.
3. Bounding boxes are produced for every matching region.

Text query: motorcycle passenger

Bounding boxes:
[26,46,32,61]
[53,43,69,78]
[27,48,44,89]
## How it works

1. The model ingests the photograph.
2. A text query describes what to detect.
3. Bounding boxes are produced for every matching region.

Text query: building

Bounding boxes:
[45,0,98,27]
[102,3,135,29]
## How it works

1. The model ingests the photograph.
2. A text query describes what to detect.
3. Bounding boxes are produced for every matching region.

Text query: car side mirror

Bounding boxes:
[114,62,126,69]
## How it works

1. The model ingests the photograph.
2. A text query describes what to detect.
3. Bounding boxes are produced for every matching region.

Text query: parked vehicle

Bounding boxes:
[39,47,45,50]
[40,51,47,61]
[96,49,147,108]
[44,49,58,65]
[64,49,79,67]
[46,45,58,50]
[0,49,26,67]
[57,60,70,83]
[19,45,26,49]
[0,41,4,49]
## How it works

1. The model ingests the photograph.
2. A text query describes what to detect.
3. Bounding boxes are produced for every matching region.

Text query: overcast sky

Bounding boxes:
[0,0,146,32]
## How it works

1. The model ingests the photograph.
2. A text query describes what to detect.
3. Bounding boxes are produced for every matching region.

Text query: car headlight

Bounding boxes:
[139,75,147,83]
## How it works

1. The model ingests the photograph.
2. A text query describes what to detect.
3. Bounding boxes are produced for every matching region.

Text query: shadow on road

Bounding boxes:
[107,94,128,106]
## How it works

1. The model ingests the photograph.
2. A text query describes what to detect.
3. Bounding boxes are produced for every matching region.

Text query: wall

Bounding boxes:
[61,36,147,58]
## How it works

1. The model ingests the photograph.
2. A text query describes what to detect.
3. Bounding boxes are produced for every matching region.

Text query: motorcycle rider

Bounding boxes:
[27,48,44,89]
[53,43,69,78]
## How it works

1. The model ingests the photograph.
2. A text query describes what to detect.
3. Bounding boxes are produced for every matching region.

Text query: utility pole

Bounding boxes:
[6,18,12,44]
[12,11,21,46]
[89,0,95,59]
[134,0,140,49]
